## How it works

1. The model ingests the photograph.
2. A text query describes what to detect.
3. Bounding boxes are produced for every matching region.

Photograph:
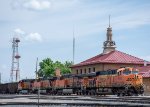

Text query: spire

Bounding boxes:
[103,15,116,54]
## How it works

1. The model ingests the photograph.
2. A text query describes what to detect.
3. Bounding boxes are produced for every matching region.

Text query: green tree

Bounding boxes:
[62,61,73,74]
[38,58,55,77]
[38,58,73,78]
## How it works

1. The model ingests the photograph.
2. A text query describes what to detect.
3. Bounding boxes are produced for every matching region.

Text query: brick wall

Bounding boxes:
[71,63,143,74]
[143,78,150,95]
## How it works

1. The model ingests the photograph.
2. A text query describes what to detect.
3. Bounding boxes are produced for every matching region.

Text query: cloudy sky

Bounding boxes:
[0,0,150,83]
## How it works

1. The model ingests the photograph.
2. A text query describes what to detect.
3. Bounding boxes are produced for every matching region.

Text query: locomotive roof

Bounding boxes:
[76,72,96,78]
[20,79,35,82]
[62,74,73,78]
[0,82,18,85]
[96,70,117,75]
[75,70,117,78]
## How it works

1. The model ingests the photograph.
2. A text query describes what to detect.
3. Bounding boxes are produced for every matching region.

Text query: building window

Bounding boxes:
[84,69,86,74]
[89,68,91,73]
[80,69,82,74]
[76,70,78,74]
[93,67,95,72]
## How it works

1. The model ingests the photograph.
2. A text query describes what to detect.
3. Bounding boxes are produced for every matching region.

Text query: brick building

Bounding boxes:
[71,23,150,73]
[138,65,150,95]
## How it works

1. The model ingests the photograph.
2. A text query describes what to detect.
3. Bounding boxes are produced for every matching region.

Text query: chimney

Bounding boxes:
[55,68,61,77]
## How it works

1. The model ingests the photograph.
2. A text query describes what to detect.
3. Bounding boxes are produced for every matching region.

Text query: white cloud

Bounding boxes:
[14,28,25,35]
[13,28,42,42]
[51,0,79,11]
[25,32,42,42]
[23,0,51,10]
[11,0,51,11]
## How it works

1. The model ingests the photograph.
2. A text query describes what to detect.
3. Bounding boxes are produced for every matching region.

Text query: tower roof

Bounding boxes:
[71,50,150,68]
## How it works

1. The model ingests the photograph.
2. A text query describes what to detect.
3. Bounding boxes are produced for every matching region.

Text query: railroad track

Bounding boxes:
[0,95,150,106]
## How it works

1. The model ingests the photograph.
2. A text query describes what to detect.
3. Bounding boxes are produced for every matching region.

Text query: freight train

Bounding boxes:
[0,67,144,96]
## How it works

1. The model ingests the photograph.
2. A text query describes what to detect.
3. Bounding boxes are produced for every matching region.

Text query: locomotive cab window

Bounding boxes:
[132,71,138,74]
[117,71,121,76]
[123,71,131,75]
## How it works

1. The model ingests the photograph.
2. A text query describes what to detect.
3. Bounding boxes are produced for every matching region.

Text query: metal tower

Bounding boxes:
[11,37,21,82]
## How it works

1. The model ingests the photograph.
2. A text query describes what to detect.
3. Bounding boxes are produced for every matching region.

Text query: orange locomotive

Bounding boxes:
[17,67,144,96]
[18,79,34,94]
[52,67,144,96]
[94,67,144,96]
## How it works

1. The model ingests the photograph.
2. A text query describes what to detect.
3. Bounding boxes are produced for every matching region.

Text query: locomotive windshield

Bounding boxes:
[123,71,131,75]
[132,71,138,74]
[122,71,138,75]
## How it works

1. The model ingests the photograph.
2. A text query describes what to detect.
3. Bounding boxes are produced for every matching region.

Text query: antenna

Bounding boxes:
[35,57,38,79]
[109,15,111,27]
[73,25,75,64]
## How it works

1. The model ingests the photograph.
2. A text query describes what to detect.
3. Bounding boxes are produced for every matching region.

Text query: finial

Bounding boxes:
[109,15,110,27]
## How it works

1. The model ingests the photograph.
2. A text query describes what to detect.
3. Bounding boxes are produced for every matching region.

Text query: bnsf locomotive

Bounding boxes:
[0,67,144,96]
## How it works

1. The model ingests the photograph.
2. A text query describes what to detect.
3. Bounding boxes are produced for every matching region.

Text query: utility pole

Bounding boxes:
[35,57,40,107]
[73,25,75,64]
[38,86,40,107]
[35,57,39,79]
[0,72,1,84]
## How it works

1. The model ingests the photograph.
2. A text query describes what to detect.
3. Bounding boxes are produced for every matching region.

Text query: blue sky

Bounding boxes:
[0,0,150,83]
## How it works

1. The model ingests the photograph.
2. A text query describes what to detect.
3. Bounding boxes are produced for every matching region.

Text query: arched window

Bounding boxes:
[89,68,91,73]
[84,69,86,74]
[80,69,82,74]
[76,70,78,74]
[93,67,95,72]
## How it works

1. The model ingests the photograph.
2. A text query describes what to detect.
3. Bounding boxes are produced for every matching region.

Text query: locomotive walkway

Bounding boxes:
[0,94,150,106]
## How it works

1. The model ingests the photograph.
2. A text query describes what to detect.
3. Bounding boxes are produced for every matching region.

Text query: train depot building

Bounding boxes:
[71,24,150,95]
[138,65,150,95]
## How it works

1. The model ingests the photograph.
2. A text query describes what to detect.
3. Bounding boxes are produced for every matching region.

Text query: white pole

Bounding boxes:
[0,72,1,84]
[38,86,40,107]
[38,87,40,107]
[73,25,75,64]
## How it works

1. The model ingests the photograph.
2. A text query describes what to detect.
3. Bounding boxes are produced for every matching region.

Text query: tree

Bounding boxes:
[38,58,73,78]
[38,58,55,77]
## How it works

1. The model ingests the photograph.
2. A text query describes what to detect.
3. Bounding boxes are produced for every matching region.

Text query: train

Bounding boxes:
[0,67,144,96]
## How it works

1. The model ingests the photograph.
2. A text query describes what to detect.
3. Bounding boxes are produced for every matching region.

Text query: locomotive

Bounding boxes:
[0,67,144,96]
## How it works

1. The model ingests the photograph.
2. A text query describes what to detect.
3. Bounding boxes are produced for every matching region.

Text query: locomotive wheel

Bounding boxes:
[128,91,133,96]
[119,92,125,97]
[93,91,96,95]
[88,91,91,95]
[128,88,135,96]
[80,92,82,95]
[117,93,120,97]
